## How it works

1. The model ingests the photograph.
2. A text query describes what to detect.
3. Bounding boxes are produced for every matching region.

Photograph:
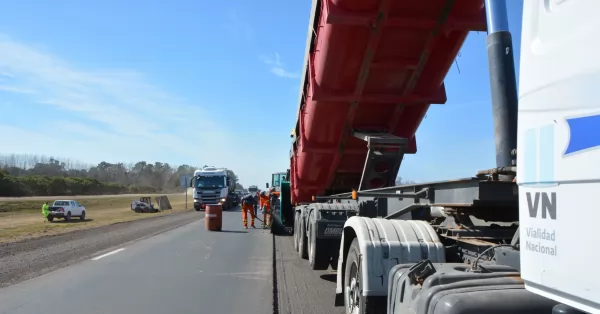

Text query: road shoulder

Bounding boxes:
[274,234,344,314]
[0,210,204,288]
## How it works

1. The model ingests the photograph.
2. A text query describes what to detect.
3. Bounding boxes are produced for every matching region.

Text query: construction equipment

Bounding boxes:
[131,197,158,213]
[269,171,294,234]
[281,0,599,313]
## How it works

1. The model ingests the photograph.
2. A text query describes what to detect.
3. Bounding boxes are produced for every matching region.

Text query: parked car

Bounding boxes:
[47,200,86,222]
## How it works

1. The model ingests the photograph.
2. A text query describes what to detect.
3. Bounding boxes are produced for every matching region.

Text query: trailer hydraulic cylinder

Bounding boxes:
[485,0,518,174]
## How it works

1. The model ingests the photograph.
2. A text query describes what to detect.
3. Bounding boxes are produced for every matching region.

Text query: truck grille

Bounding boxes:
[197,191,221,204]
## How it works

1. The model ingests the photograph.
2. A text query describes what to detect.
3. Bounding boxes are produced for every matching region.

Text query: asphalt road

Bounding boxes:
[274,234,344,314]
[0,209,273,314]
[0,210,204,287]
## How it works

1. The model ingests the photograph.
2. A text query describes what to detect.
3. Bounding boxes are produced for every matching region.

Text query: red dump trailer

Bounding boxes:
[290,0,487,205]
[288,0,510,275]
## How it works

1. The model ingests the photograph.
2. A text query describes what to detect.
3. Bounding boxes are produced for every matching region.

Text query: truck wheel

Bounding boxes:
[308,220,330,270]
[65,212,71,222]
[298,217,308,259]
[47,216,54,222]
[80,211,86,220]
[293,212,300,252]
[344,238,386,314]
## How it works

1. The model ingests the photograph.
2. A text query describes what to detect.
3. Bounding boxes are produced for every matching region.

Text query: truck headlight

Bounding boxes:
[220,198,226,202]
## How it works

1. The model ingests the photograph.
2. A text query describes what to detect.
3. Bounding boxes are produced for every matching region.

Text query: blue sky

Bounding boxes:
[0,1,523,187]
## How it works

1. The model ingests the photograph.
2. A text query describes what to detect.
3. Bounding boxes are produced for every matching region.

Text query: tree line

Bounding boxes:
[0,154,243,197]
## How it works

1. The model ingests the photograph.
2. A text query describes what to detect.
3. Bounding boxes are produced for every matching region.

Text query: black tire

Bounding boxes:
[308,217,331,270]
[344,238,386,314]
[80,211,86,220]
[65,212,71,222]
[47,216,54,222]
[293,212,300,252]
[298,216,308,259]
[195,207,200,212]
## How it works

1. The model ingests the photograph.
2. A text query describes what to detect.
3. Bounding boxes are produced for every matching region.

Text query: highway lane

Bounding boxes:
[0,208,273,314]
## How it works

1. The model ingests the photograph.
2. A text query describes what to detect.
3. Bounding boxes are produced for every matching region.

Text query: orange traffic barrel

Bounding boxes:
[205,204,222,231]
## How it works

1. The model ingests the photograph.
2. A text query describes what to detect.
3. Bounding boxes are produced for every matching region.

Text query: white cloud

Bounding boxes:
[0,35,287,186]
[260,53,298,79]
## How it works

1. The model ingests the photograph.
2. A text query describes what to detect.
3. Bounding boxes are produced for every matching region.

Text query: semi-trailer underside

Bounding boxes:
[290,0,488,206]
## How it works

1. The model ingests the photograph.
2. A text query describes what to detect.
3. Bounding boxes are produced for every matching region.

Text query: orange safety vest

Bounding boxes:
[260,195,270,207]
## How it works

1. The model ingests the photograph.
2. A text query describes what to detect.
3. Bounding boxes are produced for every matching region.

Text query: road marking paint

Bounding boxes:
[92,248,126,261]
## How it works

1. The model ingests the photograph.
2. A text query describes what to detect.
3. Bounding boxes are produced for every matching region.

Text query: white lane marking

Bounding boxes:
[92,248,126,261]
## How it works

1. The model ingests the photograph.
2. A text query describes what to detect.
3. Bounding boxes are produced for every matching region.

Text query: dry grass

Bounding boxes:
[0,193,195,243]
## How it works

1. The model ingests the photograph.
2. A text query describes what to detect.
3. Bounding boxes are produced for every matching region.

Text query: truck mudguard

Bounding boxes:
[307,203,357,239]
[335,216,445,297]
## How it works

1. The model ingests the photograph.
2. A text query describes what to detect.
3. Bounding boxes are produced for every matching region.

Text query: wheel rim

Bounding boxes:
[308,227,313,260]
[294,216,299,248]
[300,222,304,247]
[345,261,360,314]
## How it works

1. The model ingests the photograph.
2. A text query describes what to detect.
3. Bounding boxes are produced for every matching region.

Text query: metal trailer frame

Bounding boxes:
[291,0,587,313]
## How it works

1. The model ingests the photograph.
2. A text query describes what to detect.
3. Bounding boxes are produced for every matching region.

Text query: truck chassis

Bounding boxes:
[293,163,572,313]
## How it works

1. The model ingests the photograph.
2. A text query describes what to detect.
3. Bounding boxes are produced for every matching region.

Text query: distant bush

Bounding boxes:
[0,154,242,197]
[0,172,155,197]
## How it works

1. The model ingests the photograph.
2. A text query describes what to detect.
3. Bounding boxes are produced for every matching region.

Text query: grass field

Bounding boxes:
[0,192,194,243]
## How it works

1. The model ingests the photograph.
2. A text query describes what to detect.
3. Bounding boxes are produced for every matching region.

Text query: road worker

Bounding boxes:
[240,193,257,228]
[259,191,271,229]
[41,202,50,222]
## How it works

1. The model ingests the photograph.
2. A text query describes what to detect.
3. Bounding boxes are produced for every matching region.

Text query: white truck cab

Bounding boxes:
[517,1,600,312]
[191,166,233,211]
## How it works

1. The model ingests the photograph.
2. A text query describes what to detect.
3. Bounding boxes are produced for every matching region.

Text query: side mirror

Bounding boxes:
[266,183,269,188]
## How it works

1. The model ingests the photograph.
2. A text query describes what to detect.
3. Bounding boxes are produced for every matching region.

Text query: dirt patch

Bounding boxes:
[0,193,194,243]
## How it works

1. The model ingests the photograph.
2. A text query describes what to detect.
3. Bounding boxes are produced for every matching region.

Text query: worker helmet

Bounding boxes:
[260,191,266,196]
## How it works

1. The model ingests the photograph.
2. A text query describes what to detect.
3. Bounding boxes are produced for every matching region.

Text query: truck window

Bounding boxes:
[194,176,225,188]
